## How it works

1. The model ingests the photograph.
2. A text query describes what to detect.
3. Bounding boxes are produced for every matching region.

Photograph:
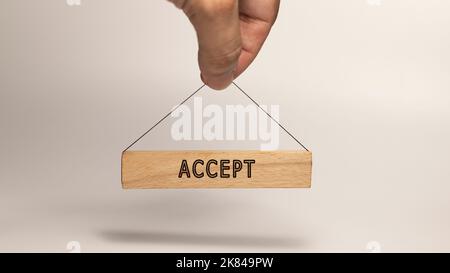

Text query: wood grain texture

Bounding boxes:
[121,151,312,189]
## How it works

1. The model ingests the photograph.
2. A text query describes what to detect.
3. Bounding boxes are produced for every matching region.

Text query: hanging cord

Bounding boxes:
[123,84,205,152]
[123,82,309,152]
[232,82,309,152]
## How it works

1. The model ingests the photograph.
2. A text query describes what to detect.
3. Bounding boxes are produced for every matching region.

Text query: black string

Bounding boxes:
[123,82,309,152]
[123,84,205,152]
[232,82,310,152]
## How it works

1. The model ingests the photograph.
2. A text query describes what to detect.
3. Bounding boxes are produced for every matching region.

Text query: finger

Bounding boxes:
[182,0,242,90]
[235,0,280,78]
[167,0,187,9]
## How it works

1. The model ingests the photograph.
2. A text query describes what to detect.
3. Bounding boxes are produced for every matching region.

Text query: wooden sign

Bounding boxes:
[121,150,312,189]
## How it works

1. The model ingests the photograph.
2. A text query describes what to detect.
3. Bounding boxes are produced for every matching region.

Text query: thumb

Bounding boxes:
[172,0,242,90]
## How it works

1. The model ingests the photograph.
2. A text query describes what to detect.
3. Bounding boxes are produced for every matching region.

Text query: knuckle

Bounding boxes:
[194,0,236,18]
[202,46,241,75]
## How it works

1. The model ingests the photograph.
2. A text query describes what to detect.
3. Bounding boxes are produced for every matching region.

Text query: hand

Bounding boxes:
[169,0,280,90]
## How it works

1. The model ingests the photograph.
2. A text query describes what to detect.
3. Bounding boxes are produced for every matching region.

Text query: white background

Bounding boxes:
[0,0,449,252]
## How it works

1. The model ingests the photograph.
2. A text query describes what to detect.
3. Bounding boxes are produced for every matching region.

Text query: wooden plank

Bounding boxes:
[121,151,312,189]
